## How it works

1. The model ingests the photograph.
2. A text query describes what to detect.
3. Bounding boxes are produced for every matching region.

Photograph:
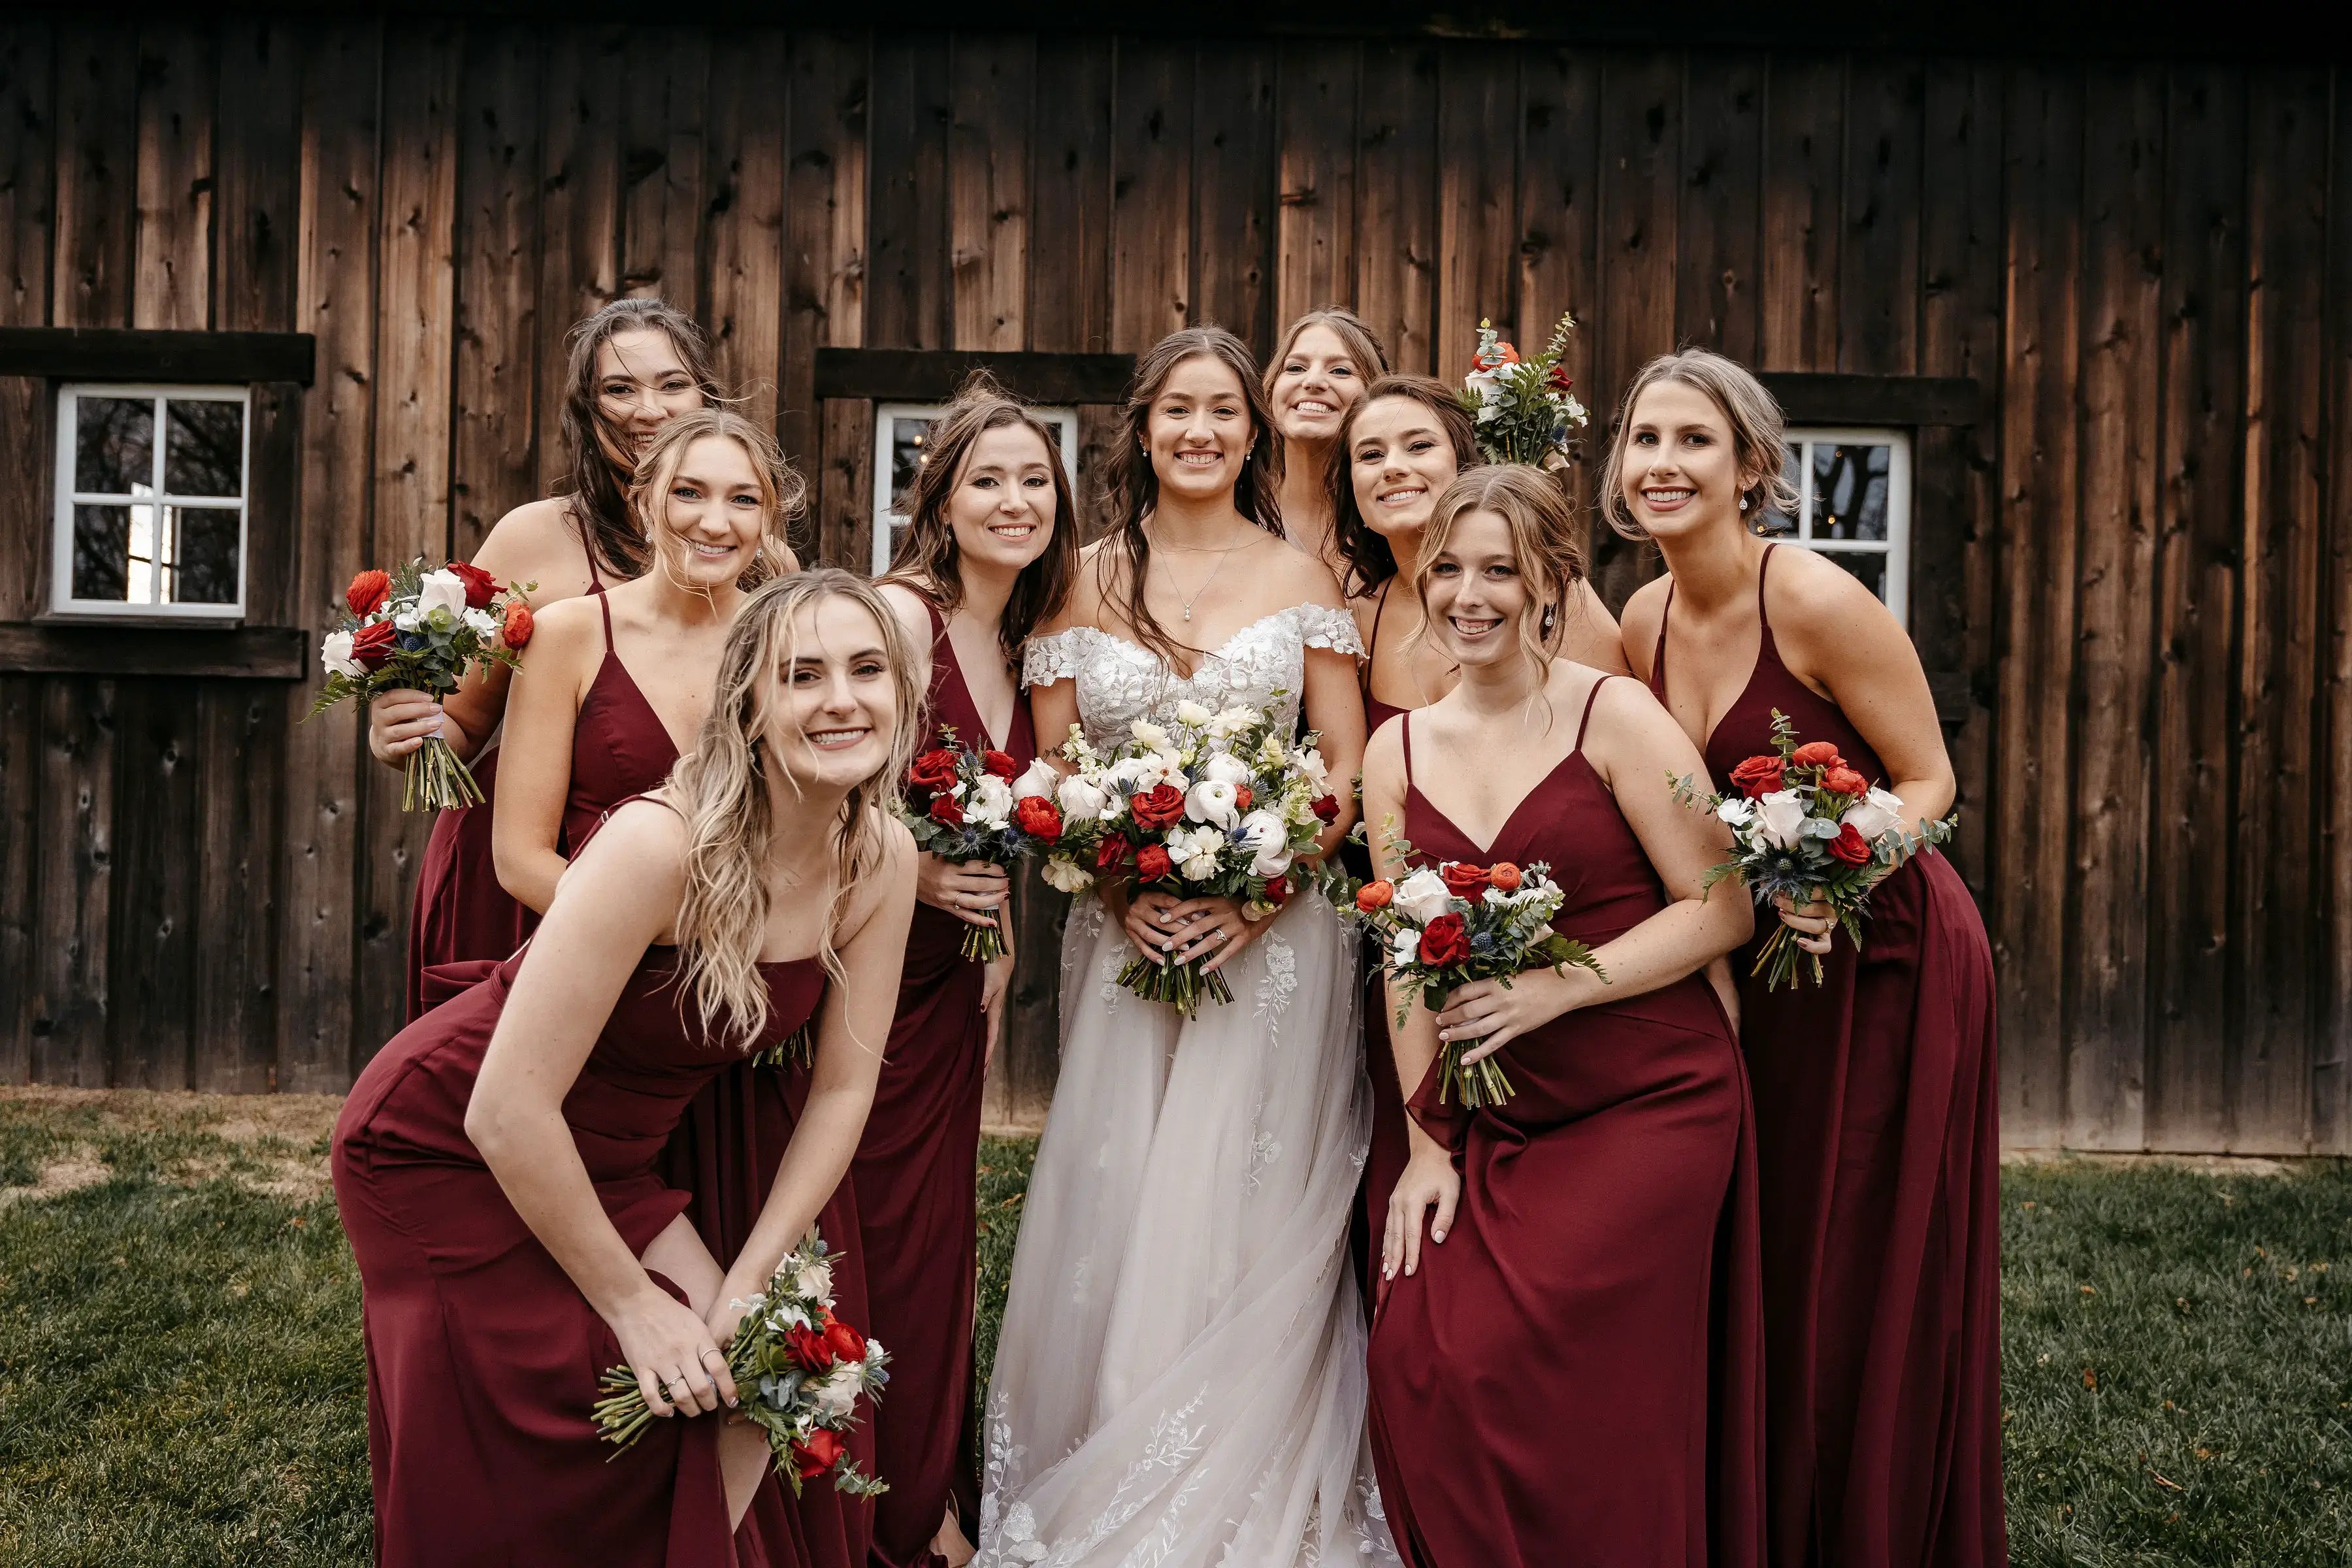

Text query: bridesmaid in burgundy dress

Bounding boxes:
[1330,374,1626,1310]
[1362,465,1762,1568]
[333,571,921,1567]
[1614,350,2005,1568]
[368,299,744,1019]
[864,378,1077,1567]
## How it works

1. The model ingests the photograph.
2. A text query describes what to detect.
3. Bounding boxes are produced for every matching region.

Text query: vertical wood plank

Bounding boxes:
[2148,67,2246,1151]
[619,29,707,316]
[1273,41,1358,331]
[949,33,1031,353]
[1110,41,1192,351]
[815,398,875,572]
[212,20,299,346]
[704,28,787,416]
[1838,57,1922,375]
[1435,44,1518,353]
[1676,53,1763,359]
[2063,65,2164,1149]
[51,24,136,331]
[781,30,867,542]
[133,23,213,333]
[1192,40,1275,354]
[1028,37,1112,356]
[1991,63,2083,1144]
[2232,68,2328,1151]
[1517,48,1601,427]
[1354,42,1437,373]
[534,27,623,496]
[278,21,380,1093]
[453,25,543,559]
[1760,56,1842,370]
[1591,52,1681,610]
[190,682,283,1091]
[868,33,951,351]
[2321,74,2352,1154]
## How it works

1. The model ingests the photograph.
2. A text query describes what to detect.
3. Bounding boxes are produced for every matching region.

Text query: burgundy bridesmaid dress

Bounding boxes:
[1365,683,1765,1568]
[333,943,824,1567]
[1649,544,2005,1568]
[852,601,1036,1568]
[1351,580,1413,1316]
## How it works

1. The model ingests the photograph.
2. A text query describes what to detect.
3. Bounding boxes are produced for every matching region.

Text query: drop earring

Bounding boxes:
[1540,602,1559,640]
[1739,495,1750,512]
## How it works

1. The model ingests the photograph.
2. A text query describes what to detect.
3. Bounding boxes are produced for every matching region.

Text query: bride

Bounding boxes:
[977,327,1394,1566]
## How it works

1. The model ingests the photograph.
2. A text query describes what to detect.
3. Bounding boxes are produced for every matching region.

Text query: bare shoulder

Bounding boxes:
[568,796,689,894]
[518,591,602,668]
[1362,709,1408,781]
[1765,547,1913,664]
[1581,662,1703,770]
[841,811,919,937]
[874,580,937,645]
[1040,541,1116,633]
[1617,574,1670,673]
[1259,532,1347,608]
[474,497,595,604]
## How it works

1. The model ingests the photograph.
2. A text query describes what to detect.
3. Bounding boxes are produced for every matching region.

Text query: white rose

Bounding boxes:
[1755,788,1808,850]
[1011,759,1060,801]
[321,630,365,679]
[1184,777,1240,830]
[1391,926,1424,969]
[415,568,468,620]
[1041,857,1095,894]
[1391,868,1455,924]
[1056,774,1110,823]
[791,1258,834,1301]
[968,775,1015,829]
[813,1362,862,1418]
[1173,699,1213,727]
[1200,753,1254,788]
[1234,808,1292,877]
[1840,786,1905,843]
[1129,719,1170,751]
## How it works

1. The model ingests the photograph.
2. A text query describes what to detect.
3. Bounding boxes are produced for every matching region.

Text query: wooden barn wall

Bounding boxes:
[0,21,2345,1152]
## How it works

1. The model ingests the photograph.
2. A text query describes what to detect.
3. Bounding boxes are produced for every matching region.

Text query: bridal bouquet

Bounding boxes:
[596,1229,890,1499]
[899,728,1064,961]
[308,559,535,811]
[1456,310,1591,468]
[1350,828,1607,1109]
[1671,710,1955,990]
[1037,699,1341,1016]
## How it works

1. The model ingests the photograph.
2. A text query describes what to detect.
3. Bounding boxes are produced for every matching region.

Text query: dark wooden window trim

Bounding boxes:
[0,327,316,386]
[816,348,1135,406]
[1756,373,1982,428]
[0,623,309,679]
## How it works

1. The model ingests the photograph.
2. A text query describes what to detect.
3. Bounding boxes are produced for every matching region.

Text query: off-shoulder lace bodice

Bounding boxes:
[1022,604,1362,749]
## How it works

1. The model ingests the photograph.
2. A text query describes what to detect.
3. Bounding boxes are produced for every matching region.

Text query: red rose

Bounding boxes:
[1822,766,1868,798]
[1094,834,1132,873]
[1310,794,1341,824]
[787,1321,836,1373]
[981,749,1017,779]
[446,559,500,610]
[1791,741,1844,770]
[1441,862,1491,899]
[792,1429,845,1480]
[345,568,390,616]
[1135,844,1174,883]
[1260,875,1292,907]
[1728,755,1784,798]
[1013,796,1064,841]
[1355,879,1394,913]
[908,749,960,794]
[928,793,965,826]
[500,599,534,649]
[1232,785,1252,813]
[823,1318,868,1364]
[1417,913,1470,968]
[1829,823,1872,866]
[1488,862,1522,892]
[1130,784,1185,831]
[349,619,398,671]
[1546,363,1574,392]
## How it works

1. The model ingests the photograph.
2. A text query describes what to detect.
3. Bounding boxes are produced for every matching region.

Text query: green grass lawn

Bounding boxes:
[2,1091,2345,1566]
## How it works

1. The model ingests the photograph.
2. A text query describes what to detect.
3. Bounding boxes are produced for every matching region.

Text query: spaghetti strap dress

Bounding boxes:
[1365,682,1765,1568]
[402,529,607,1021]
[853,601,1036,1568]
[1648,544,2005,1568]
[1350,578,1414,1315]
[332,934,825,1567]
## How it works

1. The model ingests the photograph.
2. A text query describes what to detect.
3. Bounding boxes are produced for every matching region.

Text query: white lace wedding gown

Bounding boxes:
[977,604,1399,1568]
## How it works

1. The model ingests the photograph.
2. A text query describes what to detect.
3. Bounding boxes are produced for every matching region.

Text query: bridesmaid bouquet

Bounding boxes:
[1456,310,1591,468]
[308,558,535,812]
[1671,710,1955,990]
[596,1229,891,1499]
[1350,826,1607,1109]
[1037,699,1341,1016]
[898,727,1064,960]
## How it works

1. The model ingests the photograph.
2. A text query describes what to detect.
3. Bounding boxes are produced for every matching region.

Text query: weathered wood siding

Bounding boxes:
[0,22,2344,1152]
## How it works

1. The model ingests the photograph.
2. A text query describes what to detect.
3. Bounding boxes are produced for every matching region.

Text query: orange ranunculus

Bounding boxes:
[1822,766,1869,798]
[1355,879,1394,913]
[1791,741,1844,770]
[501,599,534,649]
[1488,862,1522,892]
[346,568,391,616]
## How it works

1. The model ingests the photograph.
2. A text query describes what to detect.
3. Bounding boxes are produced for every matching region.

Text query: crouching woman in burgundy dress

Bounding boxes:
[333,570,919,1567]
[1362,465,1764,1568]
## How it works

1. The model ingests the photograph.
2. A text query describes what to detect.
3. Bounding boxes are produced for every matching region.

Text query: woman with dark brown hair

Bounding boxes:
[1264,306,1390,579]
[860,374,1077,1568]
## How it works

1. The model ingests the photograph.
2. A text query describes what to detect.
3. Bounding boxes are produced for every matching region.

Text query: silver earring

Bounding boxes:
[1739,495,1750,513]
[1541,603,1558,639]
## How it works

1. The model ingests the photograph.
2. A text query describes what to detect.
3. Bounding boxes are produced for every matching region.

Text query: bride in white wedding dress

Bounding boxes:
[977,329,1397,1567]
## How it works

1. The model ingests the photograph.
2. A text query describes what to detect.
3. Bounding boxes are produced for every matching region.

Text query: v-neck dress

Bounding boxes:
[1650,545,2004,1568]
[853,600,1036,1568]
[1365,682,1765,1568]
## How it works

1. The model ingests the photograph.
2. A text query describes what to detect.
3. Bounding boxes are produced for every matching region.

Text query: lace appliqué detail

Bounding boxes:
[978,1390,1214,1568]
[1035,605,1365,751]
[1255,933,1298,1024]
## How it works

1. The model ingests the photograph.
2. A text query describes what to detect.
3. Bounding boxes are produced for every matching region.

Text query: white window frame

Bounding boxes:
[870,401,1081,577]
[50,383,252,620]
[1778,426,1910,627]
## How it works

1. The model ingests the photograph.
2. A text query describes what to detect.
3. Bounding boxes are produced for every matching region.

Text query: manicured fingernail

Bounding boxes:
[727,1397,738,1408]
[1433,1230,1446,1242]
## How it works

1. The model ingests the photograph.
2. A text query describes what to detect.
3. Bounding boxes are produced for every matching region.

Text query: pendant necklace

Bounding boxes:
[1158,534,1253,623]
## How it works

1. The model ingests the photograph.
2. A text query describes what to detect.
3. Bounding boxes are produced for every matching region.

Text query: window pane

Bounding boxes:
[74,397,153,495]
[1817,548,1886,601]
[165,399,245,497]
[168,506,241,604]
[71,504,131,600]
[889,416,936,515]
[1811,443,1889,540]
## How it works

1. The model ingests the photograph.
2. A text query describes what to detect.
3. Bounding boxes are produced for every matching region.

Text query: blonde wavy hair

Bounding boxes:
[668,570,921,1051]
[1598,348,1801,541]
[1410,465,1591,727]
[627,408,808,589]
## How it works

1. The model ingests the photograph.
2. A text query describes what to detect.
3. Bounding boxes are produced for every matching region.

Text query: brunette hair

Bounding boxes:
[1329,374,1482,597]
[1099,326,1283,662]
[882,371,1079,664]
[668,570,921,1051]
[553,299,726,579]
[626,408,806,590]
[1411,465,1591,689]
[1599,348,1801,542]
[1263,307,1392,408]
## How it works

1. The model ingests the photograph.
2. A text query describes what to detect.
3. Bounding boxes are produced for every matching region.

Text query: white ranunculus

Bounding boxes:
[1056,774,1110,823]
[1011,758,1060,801]
[1840,786,1905,843]
[1392,926,1424,969]
[415,568,468,620]
[1716,796,1756,828]
[1200,752,1253,788]
[1391,867,1455,924]
[1755,788,1808,850]
[1234,808,1292,877]
[1184,777,1241,830]
[968,775,1015,829]
[1129,719,1170,751]
[1173,699,1213,727]
[321,630,365,679]
[1041,857,1095,894]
